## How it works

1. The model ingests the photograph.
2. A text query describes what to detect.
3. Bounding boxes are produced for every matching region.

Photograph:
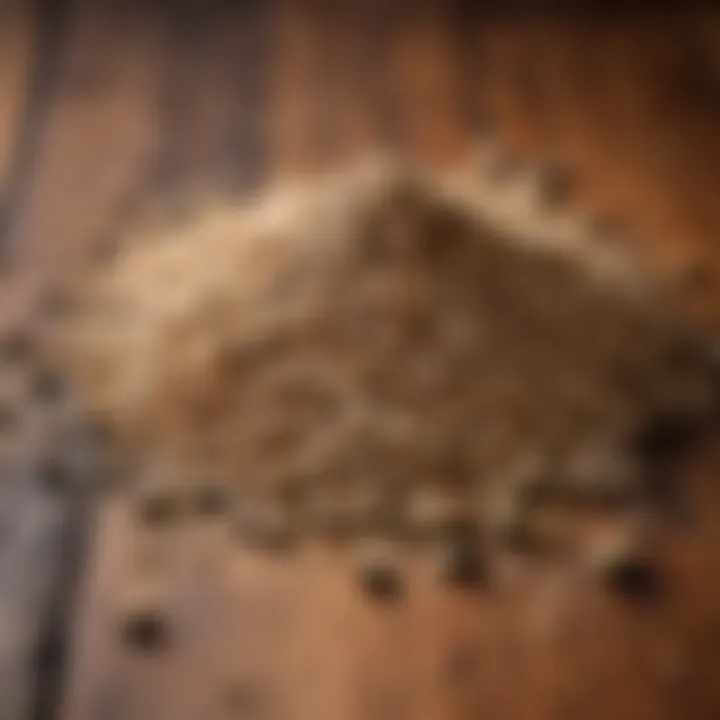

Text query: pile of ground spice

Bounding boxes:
[59,156,717,574]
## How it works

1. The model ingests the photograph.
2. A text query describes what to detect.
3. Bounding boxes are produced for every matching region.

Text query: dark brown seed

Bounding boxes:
[355,543,404,601]
[359,561,403,601]
[119,609,169,651]
[603,554,663,601]
[632,413,698,463]
[137,492,182,526]
[590,527,663,601]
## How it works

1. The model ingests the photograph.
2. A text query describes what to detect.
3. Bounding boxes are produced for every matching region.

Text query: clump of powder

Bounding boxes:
[60,157,716,550]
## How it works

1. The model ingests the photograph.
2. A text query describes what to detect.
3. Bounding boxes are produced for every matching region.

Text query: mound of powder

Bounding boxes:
[61,157,716,550]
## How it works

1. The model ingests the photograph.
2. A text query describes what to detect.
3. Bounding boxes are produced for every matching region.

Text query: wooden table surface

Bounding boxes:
[2,2,720,719]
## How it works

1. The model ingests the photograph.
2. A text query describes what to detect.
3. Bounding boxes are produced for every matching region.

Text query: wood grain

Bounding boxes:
[0,5,69,719]
[0,4,718,719]
[9,0,160,277]
[0,1,34,194]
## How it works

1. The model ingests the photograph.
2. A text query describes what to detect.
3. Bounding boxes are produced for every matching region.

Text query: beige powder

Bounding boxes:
[59,155,716,551]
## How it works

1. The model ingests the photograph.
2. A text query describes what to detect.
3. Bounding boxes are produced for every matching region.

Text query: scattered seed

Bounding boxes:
[136,491,182,526]
[355,542,404,602]
[119,609,169,652]
[603,554,663,600]
[590,529,663,601]
[632,413,698,463]
[359,561,403,601]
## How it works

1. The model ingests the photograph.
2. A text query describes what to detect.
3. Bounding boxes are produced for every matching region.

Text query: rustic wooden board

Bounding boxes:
[477,21,720,322]
[8,2,161,277]
[0,1,33,194]
[0,3,717,719]
[0,5,75,719]
[60,464,720,720]
[0,2,161,719]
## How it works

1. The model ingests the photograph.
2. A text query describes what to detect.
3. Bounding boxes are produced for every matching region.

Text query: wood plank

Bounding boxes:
[8,0,161,277]
[0,0,76,263]
[385,0,468,166]
[56,8,720,720]
[60,4,285,717]
[0,3,160,719]
[0,0,41,328]
[62,469,720,720]
[144,0,272,200]
[472,20,720,324]
[270,0,405,178]
[270,0,328,177]
[0,2,34,193]
[297,0,380,168]
[0,5,80,719]
[0,429,93,720]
